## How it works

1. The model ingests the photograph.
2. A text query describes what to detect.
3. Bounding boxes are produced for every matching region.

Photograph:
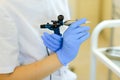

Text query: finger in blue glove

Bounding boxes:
[41,32,63,52]
[56,18,90,65]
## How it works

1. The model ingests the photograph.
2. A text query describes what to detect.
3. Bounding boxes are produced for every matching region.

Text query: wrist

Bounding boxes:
[52,53,63,66]
[56,50,68,66]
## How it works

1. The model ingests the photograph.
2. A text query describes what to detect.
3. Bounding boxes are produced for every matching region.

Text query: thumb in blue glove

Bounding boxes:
[41,32,63,52]
[56,18,90,65]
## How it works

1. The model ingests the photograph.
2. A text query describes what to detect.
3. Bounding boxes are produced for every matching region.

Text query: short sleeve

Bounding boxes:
[0,6,20,74]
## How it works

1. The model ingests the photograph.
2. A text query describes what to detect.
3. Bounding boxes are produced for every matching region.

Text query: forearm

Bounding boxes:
[0,53,62,80]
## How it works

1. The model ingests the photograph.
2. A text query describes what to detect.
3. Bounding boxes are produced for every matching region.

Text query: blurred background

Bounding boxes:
[68,0,120,80]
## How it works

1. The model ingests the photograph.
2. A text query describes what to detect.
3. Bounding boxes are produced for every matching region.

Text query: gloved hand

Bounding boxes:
[41,32,63,52]
[56,18,90,65]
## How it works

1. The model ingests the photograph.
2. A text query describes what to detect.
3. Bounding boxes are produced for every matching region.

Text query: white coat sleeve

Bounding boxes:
[0,7,20,74]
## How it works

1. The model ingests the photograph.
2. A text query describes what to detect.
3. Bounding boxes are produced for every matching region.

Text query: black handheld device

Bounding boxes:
[40,15,64,35]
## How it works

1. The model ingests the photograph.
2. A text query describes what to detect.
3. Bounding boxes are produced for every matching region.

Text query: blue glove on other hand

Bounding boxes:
[56,18,90,65]
[41,32,63,52]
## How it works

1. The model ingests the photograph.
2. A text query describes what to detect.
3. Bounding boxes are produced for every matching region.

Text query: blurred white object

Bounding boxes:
[104,48,120,60]
[90,20,120,80]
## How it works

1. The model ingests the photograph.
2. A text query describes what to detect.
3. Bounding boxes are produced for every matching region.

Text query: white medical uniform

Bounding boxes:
[0,0,77,80]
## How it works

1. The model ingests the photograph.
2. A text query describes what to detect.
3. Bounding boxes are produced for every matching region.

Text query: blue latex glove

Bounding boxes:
[56,18,90,65]
[41,32,63,52]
